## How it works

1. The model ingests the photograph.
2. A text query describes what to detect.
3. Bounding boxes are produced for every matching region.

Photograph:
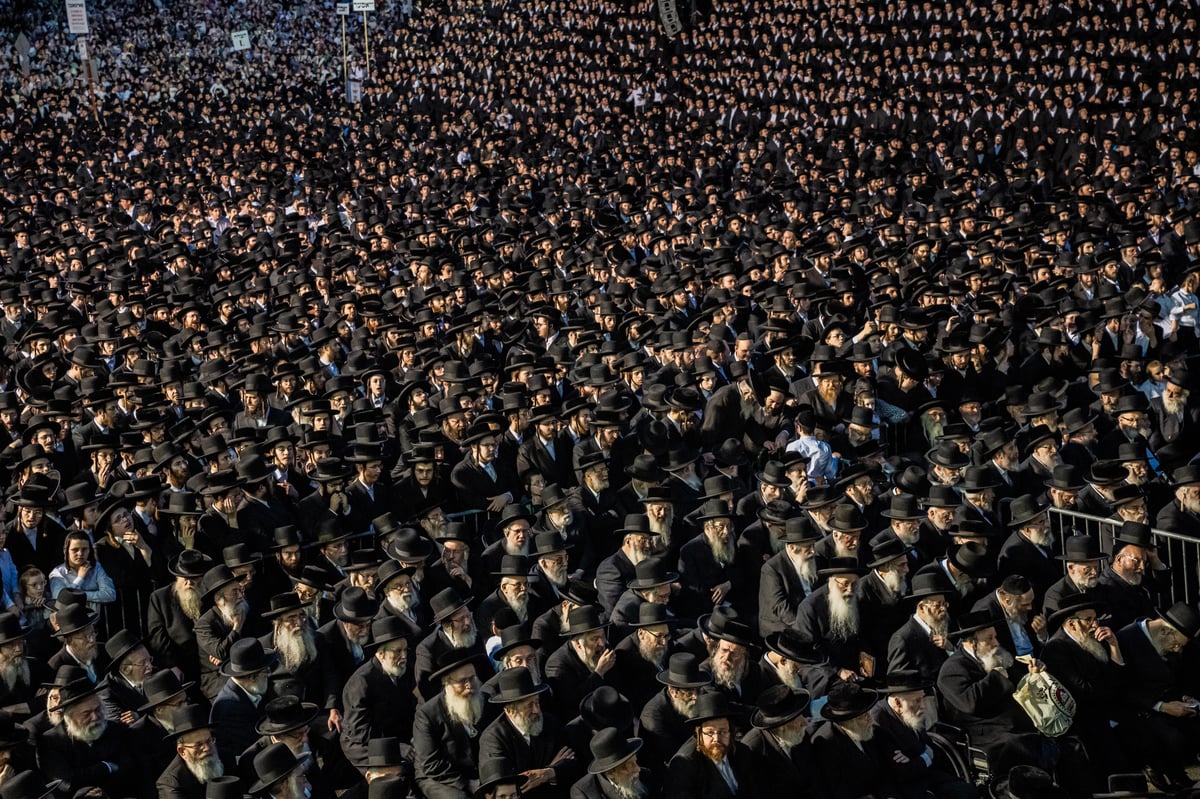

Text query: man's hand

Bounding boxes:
[892,750,910,764]
[594,649,617,677]
[838,669,860,682]
[487,495,509,513]
[1030,614,1047,638]
[1160,701,1198,718]
[521,768,557,790]
[329,492,348,513]
[327,708,342,732]
[208,655,222,667]
[448,564,472,588]
[550,747,575,766]
[120,710,138,725]
[1027,658,1045,674]
[711,581,732,604]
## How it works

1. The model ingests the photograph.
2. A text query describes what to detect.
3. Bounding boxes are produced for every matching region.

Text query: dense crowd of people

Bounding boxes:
[1,0,1200,794]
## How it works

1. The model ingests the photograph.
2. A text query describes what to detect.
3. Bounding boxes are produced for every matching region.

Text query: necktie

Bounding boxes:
[716,759,738,793]
[484,463,497,481]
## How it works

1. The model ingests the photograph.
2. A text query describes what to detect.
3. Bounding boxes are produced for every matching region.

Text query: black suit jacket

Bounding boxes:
[570,769,655,799]
[146,585,200,683]
[677,534,738,618]
[545,641,610,720]
[996,531,1060,603]
[665,738,755,799]
[795,584,865,673]
[595,549,637,616]
[740,727,816,799]
[936,647,1031,749]
[317,618,368,693]
[194,608,242,701]
[1115,620,1188,712]
[414,693,481,796]
[209,678,261,766]
[36,718,137,797]
[971,593,1042,657]
[414,627,488,702]
[156,754,211,799]
[887,615,951,683]
[479,710,574,799]
[811,719,894,799]
[1041,629,1123,732]
[340,657,417,768]
[638,691,689,773]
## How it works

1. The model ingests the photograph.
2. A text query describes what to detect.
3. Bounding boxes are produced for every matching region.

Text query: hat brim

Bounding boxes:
[219,651,280,677]
[587,739,643,774]
[254,703,321,737]
[51,609,100,638]
[487,681,550,705]
[137,681,195,712]
[751,698,811,729]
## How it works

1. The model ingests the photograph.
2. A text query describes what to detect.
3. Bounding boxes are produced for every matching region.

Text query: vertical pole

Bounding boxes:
[341,14,347,85]
[362,11,370,76]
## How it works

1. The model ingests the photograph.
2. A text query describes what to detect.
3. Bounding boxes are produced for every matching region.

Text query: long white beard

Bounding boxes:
[828,589,860,641]
[503,540,531,557]
[879,569,908,598]
[772,724,806,749]
[387,590,417,614]
[445,691,484,728]
[276,624,318,672]
[1072,573,1100,590]
[649,513,674,538]
[217,597,249,629]
[789,553,817,586]
[840,717,875,743]
[923,615,949,639]
[504,592,529,621]
[0,658,29,692]
[1162,395,1187,415]
[897,704,934,733]
[1075,633,1108,662]
[712,657,748,691]
[541,560,568,587]
[774,661,806,692]
[834,541,856,559]
[980,646,1015,673]
[627,547,648,567]
[706,534,734,567]
[607,775,648,799]
[1024,528,1054,547]
[445,625,478,649]
[185,753,226,783]
[381,659,408,679]
[669,692,697,718]
[510,711,543,737]
[175,583,202,620]
[65,714,107,744]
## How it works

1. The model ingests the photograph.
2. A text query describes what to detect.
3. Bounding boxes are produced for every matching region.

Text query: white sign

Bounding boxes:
[347,78,362,103]
[230,30,251,51]
[336,3,350,14]
[65,0,89,34]
[77,39,88,59]
[658,0,681,37]
[352,0,375,11]
[16,34,30,77]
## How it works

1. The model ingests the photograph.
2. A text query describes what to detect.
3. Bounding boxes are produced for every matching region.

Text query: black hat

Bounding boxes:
[428,647,490,685]
[1092,774,1152,799]
[687,692,743,725]
[169,549,213,579]
[1158,601,1200,640]
[562,579,599,607]
[820,682,879,721]
[254,695,320,736]
[817,557,865,578]
[781,515,820,544]
[333,587,378,623]
[627,556,678,590]
[1044,465,1085,491]
[1046,593,1107,631]
[204,776,243,799]
[879,669,934,695]
[698,607,759,648]
[580,685,634,731]
[1056,536,1108,563]
[493,624,542,660]
[926,441,970,470]
[386,527,435,562]
[138,669,195,712]
[922,485,960,508]
[222,543,262,569]
[369,616,414,650]
[959,465,1001,491]
[103,630,145,672]
[51,604,98,638]
[261,592,307,620]
[488,666,549,704]
[219,639,279,677]
[881,493,924,520]
[587,728,643,774]
[950,610,1003,639]
[946,541,993,577]
[366,737,407,768]
[694,499,734,522]
[866,531,910,568]
[0,614,27,647]
[474,761,527,799]
[249,742,304,794]
[829,504,867,533]
[628,603,674,629]
[1007,494,1049,527]
[492,554,530,578]
[751,684,811,729]
[655,652,712,688]
[165,704,214,741]
[764,629,827,665]
[497,504,535,530]
[563,605,608,636]
[374,559,419,600]
[430,587,473,625]
[1113,521,1154,549]
[199,564,239,601]
[908,571,954,602]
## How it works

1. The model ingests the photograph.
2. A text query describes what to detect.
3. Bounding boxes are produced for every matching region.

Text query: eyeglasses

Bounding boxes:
[699,728,731,741]
[179,735,216,752]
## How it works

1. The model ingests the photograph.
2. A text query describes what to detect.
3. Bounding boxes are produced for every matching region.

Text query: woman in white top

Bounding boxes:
[48,531,117,614]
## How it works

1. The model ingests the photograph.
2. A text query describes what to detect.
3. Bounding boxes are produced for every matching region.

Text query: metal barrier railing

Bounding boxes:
[1047,507,1200,607]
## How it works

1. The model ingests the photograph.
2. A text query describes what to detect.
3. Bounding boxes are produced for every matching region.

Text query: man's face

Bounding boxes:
[1000,590,1034,623]
[697,718,731,761]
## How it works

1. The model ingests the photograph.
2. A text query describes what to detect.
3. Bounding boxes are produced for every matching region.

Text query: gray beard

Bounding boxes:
[381,659,408,679]
[0,658,29,692]
[834,541,856,559]
[669,693,697,718]
[648,513,674,538]
[541,561,568,587]
[980,646,1015,673]
[828,590,860,641]
[504,540,531,557]
[65,714,107,744]
[445,690,484,729]
[922,615,949,639]
[217,597,249,629]
[712,657,748,691]
[504,593,529,621]
[1074,632,1109,662]
[879,569,908,598]
[174,584,202,620]
[445,626,478,649]
[1071,572,1100,590]
[606,776,648,799]
[510,712,543,737]
[773,661,806,692]
[637,638,666,669]
[1024,528,1054,548]
[707,534,734,567]
[387,591,418,613]
[789,554,817,586]
[184,753,226,783]
[1162,395,1187,415]
[840,717,875,743]
[276,624,318,672]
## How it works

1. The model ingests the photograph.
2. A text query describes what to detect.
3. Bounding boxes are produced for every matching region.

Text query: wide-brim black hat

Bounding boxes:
[51,605,99,638]
[820,683,879,721]
[488,666,550,704]
[687,692,745,725]
[587,730,643,774]
[751,684,811,729]
[254,696,321,737]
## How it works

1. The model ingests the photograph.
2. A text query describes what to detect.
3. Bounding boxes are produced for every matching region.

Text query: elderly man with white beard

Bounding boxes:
[374,559,429,636]
[1040,595,1130,785]
[210,638,279,766]
[870,671,975,799]
[1096,522,1164,630]
[974,575,1047,659]
[1154,463,1200,533]
[414,649,490,799]
[610,557,677,639]
[194,565,251,701]
[856,531,913,665]
[131,669,193,782]
[100,629,154,723]
[536,485,597,576]
[937,611,1047,776]
[757,516,819,637]
[570,728,654,799]
[46,603,107,683]
[476,556,540,632]
[414,588,488,701]
[697,612,764,704]
[1043,537,1108,620]
[997,494,1061,600]
[0,612,45,712]
[760,630,836,702]
[888,572,957,682]
[318,586,377,692]
[36,679,138,797]
[596,515,661,615]
[239,695,335,796]
[480,506,535,577]
[545,606,617,719]
[638,654,709,772]
[677,500,739,616]
[610,604,674,711]
[258,592,341,730]
[796,558,871,682]
[740,686,816,798]
[528,533,573,611]
[341,616,418,770]
[479,667,577,799]
[156,705,228,799]
[147,550,212,685]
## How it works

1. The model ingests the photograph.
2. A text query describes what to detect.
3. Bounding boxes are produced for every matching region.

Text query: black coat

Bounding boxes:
[340,657,417,769]
[101,675,146,722]
[156,754,210,799]
[664,738,755,799]
[757,551,814,637]
[317,618,369,694]
[1115,620,1189,712]
[194,608,243,701]
[887,616,951,683]
[414,627,488,702]
[971,593,1042,658]
[478,710,574,799]
[854,570,909,668]
[996,531,1060,604]
[677,534,738,617]
[544,640,611,720]
[570,768,655,799]
[147,585,200,682]
[595,549,637,616]
[256,627,340,710]
[870,699,973,799]
[740,727,817,799]
[936,647,1033,751]
[638,691,689,773]
[795,584,866,674]
[1041,629,1124,733]
[209,678,261,766]
[810,720,891,799]
[1096,568,1159,632]
[36,718,138,797]
[414,693,482,799]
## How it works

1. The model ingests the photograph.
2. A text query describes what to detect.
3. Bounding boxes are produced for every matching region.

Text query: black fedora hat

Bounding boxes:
[764,629,827,665]
[254,695,320,737]
[1044,465,1086,491]
[687,692,744,725]
[828,504,867,533]
[580,686,634,731]
[103,630,145,673]
[249,742,304,794]
[219,639,279,677]
[1113,521,1154,549]
[138,669,195,712]
[921,485,960,508]
[628,602,674,629]
[781,515,820,544]
[656,652,712,688]
[1007,494,1049,527]
[261,592,306,620]
[627,556,678,591]
[199,565,239,601]
[165,704,214,741]
[587,728,642,774]
[879,669,934,695]
[1056,536,1109,563]
[817,557,865,579]
[959,464,1001,491]
[492,624,542,660]
[698,607,759,649]
[222,543,262,569]
[369,616,414,650]
[563,605,608,637]
[751,684,811,729]
[374,560,418,600]
[1158,601,1200,640]
[881,493,924,520]
[946,541,993,577]
[386,527,434,562]
[1046,593,1107,631]
[430,588,473,625]
[168,549,213,579]
[0,614,27,647]
[488,666,550,705]
[51,604,99,638]
[820,681,879,721]
[492,554,530,578]
[908,571,955,602]
[333,587,378,623]
[428,647,490,685]
[473,760,527,799]
[204,776,243,799]
[950,610,1003,639]
[866,531,911,568]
